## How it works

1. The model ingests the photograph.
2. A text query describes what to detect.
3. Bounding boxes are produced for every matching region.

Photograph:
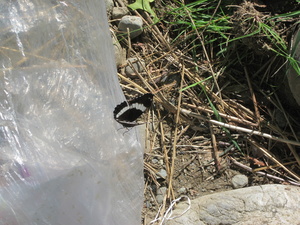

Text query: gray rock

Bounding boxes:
[156,194,164,204]
[118,16,143,39]
[125,57,145,76]
[156,169,167,180]
[112,7,129,20]
[145,200,152,208]
[156,186,167,204]
[112,34,126,67]
[157,186,167,195]
[231,174,248,188]
[178,187,187,194]
[152,158,159,164]
[167,184,300,225]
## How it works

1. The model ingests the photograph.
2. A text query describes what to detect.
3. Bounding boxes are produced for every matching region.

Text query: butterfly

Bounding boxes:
[113,93,154,127]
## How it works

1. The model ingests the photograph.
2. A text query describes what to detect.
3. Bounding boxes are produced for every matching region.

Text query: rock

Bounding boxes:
[167,184,300,225]
[156,194,164,204]
[178,187,187,194]
[157,186,167,195]
[156,169,167,180]
[112,7,129,20]
[125,57,145,76]
[231,174,248,188]
[145,200,152,208]
[118,16,143,39]
[112,34,126,67]
[156,186,167,204]
[152,158,158,164]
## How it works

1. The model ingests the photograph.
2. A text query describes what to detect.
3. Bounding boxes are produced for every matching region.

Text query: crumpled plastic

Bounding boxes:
[0,1,143,224]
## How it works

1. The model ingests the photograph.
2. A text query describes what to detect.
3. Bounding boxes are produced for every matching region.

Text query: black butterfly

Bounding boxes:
[113,93,154,127]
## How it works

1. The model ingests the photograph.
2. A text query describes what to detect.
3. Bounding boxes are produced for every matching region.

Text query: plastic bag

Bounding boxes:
[0,1,143,224]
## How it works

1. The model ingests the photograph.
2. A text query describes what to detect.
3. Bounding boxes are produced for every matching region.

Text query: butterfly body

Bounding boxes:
[113,93,153,127]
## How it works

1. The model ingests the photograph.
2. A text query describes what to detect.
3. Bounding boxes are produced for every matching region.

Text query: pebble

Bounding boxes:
[118,15,143,39]
[156,187,167,204]
[178,187,187,194]
[125,57,145,76]
[157,186,167,195]
[112,35,126,67]
[156,194,164,204]
[231,174,248,188]
[112,7,129,19]
[152,158,158,164]
[156,169,167,179]
[145,200,152,208]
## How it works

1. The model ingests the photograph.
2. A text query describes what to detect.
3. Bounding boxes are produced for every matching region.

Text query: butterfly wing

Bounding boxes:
[113,93,153,127]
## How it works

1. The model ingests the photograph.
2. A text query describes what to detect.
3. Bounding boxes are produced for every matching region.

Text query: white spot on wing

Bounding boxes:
[131,103,146,111]
[115,103,146,119]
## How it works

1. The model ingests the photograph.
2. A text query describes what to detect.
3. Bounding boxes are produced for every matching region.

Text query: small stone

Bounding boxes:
[156,169,167,179]
[112,7,129,20]
[145,200,152,208]
[112,35,126,67]
[156,194,164,204]
[125,57,145,76]
[178,187,187,194]
[232,174,248,189]
[157,186,167,195]
[118,15,143,39]
[152,158,158,164]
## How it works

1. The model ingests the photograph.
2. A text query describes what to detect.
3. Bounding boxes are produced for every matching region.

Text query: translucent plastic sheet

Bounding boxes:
[0,1,143,224]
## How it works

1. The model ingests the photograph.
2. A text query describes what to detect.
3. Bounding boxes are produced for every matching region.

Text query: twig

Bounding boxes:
[244,67,261,126]
[209,120,300,147]
[209,122,221,172]
[247,138,300,181]
[184,103,257,127]
[230,157,300,186]
[180,107,300,147]
[167,66,185,199]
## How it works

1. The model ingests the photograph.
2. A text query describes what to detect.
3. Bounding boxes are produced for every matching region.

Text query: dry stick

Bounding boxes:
[174,155,197,179]
[180,108,300,147]
[230,157,300,186]
[155,111,168,220]
[144,162,160,186]
[210,120,300,147]
[252,161,296,171]
[159,111,170,176]
[126,28,132,57]
[209,122,221,172]
[118,73,148,93]
[184,103,258,127]
[167,66,185,199]
[247,138,300,182]
[244,67,261,126]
